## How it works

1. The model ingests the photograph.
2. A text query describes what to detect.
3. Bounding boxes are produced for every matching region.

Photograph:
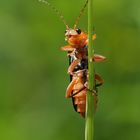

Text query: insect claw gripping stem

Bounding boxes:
[87,88,97,96]
[84,82,97,97]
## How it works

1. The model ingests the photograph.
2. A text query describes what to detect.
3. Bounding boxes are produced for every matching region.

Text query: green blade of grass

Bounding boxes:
[85,0,95,140]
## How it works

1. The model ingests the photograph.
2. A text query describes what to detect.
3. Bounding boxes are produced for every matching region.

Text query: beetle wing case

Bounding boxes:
[68,47,88,114]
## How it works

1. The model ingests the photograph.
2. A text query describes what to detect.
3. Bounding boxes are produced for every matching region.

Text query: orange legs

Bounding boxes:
[61,45,74,51]
[95,74,104,87]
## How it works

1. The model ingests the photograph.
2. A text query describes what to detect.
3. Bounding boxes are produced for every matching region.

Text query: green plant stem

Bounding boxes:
[85,0,94,140]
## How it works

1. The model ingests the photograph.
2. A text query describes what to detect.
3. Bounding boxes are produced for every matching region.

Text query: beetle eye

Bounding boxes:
[76,28,81,34]
[65,30,67,34]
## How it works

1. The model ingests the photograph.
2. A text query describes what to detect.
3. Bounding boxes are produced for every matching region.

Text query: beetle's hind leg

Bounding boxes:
[95,74,104,87]
[84,86,98,112]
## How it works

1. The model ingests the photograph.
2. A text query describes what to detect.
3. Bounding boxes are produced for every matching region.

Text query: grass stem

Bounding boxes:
[85,0,94,140]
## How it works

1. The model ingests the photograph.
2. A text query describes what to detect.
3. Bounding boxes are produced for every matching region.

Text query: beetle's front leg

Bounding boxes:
[61,45,75,51]
[92,34,96,40]
[91,54,106,62]
[68,59,81,75]
[85,34,96,45]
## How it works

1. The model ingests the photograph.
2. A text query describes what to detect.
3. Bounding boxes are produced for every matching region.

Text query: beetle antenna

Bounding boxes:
[74,0,88,29]
[39,0,69,29]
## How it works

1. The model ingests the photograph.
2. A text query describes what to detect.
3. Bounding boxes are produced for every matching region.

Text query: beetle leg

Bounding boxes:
[95,74,104,87]
[66,78,77,98]
[85,70,104,87]
[67,51,75,57]
[68,59,81,75]
[70,87,86,97]
[85,83,97,95]
[92,34,96,40]
[85,34,96,45]
[84,81,97,96]
[84,81,88,89]
[61,45,75,51]
[91,54,106,62]
[83,87,98,113]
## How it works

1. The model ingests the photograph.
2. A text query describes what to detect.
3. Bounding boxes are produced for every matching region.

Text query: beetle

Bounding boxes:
[61,28,106,117]
[61,27,106,117]
[39,0,106,117]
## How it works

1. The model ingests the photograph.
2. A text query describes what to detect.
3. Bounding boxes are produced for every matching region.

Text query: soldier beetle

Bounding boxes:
[39,0,106,117]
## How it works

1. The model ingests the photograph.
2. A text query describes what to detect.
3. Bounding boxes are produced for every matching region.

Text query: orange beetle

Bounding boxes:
[61,27,106,117]
[39,0,106,117]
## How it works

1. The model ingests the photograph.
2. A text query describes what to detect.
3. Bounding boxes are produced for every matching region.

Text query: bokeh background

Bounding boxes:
[0,0,140,140]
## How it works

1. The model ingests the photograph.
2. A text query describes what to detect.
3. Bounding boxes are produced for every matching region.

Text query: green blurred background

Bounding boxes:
[0,0,140,140]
